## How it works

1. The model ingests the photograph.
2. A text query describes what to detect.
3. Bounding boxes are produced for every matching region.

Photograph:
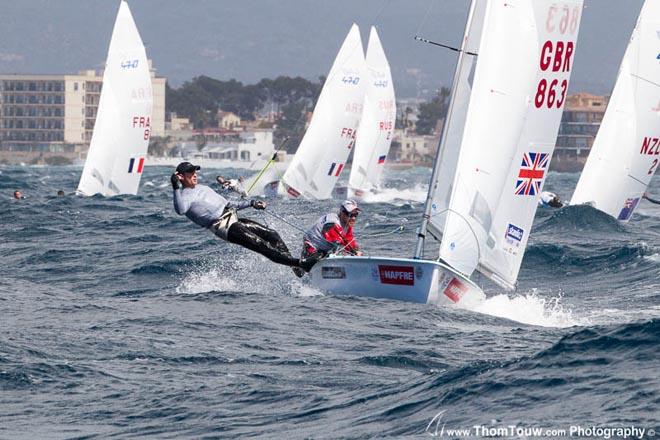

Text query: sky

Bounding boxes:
[0,0,646,98]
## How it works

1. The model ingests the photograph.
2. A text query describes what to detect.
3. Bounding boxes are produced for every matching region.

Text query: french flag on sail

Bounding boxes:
[128,157,145,174]
[327,163,344,176]
[617,197,640,221]
[378,155,386,164]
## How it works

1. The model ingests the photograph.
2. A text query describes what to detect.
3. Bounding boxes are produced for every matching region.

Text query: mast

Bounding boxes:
[413,0,479,259]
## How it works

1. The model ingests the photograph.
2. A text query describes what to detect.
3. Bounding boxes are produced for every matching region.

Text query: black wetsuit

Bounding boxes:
[227,218,300,267]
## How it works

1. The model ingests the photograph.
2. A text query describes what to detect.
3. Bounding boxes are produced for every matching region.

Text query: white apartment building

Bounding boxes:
[205,129,275,162]
[0,66,165,154]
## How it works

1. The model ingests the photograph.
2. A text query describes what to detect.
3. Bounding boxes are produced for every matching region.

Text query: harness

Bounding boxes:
[210,208,238,240]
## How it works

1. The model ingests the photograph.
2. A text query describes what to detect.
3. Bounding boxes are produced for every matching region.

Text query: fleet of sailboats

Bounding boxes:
[570,0,660,221]
[309,0,584,306]
[76,0,153,196]
[61,0,657,306]
[257,24,395,201]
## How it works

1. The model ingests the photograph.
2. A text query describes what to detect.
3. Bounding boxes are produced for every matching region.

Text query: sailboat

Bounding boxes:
[77,1,153,196]
[347,26,396,199]
[570,0,660,221]
[277,24,366,199]
[308,0,584,306]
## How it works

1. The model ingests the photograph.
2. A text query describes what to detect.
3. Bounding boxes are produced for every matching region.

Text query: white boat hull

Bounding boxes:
[309,255,485,307]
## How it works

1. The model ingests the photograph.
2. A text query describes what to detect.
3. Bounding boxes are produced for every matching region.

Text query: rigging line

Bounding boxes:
[332,224,404,256]
[261,208,308,234]
[362,224,406,237]
[415,0,436,37]
[369,0,393,27]
[413,36,478,56]
[245,136,289,195]
[630,74,660,89]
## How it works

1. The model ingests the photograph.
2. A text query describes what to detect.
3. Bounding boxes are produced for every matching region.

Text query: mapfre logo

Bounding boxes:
[378,265,414,286]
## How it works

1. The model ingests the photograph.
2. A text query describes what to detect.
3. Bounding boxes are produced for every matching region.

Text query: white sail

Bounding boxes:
[427,0,487,240]
[77,0,153,196]
[347,27,395,195]
[571,0,660,221]
[280,24,366,199]
[439,0,584,289]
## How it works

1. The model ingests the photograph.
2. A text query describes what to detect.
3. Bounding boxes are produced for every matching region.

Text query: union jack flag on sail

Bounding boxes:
[514,152,549,196]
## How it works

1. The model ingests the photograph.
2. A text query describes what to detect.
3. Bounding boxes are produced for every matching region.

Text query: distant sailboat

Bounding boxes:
[570,0,660,221]
[309,0,584,306]
[347,26,396,198]
[77,0,153,196]
[278,24,366,199]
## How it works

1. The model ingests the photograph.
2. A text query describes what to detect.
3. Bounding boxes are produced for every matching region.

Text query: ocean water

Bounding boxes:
[1,165,658,439]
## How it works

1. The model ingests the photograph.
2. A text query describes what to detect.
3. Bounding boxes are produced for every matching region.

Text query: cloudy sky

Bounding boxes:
[0,0,646,97]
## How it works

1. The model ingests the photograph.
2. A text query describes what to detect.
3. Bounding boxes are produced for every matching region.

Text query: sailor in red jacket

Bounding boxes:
[302,200,363,259]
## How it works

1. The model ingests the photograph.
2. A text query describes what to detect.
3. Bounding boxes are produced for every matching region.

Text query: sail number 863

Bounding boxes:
[535,78,567,109]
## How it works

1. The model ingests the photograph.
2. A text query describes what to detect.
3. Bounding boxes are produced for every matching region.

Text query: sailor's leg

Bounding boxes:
[226,221,300,267]
[238,218,291,255]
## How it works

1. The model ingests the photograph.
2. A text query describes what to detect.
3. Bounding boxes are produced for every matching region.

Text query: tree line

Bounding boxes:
[165,75,449,153]
[166,75,324,152]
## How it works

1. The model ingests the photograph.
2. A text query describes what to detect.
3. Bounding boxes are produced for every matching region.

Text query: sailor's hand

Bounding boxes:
[171,173,182,190]
[251,199,266,210]
[355,250,363,256]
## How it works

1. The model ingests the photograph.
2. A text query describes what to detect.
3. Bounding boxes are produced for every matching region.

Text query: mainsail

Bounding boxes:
[77,0,153,196]
[426,0,487,240]
[280,24,366,199]
[348,26,396,195]
[424,0,583,290]
[570,0,660,221]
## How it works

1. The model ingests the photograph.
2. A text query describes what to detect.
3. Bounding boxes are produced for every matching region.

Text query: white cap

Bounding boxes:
[341,199,360,213]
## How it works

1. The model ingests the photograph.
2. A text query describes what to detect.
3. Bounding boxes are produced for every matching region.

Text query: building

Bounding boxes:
[392,129,439,166]
[204,128,275,162]
[168,112,193,132]
[553,93,608,171]
[218,111,241,130]
[0,65,165,164]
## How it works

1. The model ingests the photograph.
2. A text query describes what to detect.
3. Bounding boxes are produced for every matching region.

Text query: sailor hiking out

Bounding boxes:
[216,175,248,197]
[538,191,564,208]
[171,162,316,275]
[302,200,363,259]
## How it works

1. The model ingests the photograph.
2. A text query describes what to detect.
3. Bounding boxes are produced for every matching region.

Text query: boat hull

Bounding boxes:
[309,255,485,307]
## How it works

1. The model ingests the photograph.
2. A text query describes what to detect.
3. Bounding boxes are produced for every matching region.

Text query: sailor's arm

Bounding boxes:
[172,189,191,215]
[226,199,254,211]
[322,223,349,249]
[171,173,190,215]
[344,230,361,255]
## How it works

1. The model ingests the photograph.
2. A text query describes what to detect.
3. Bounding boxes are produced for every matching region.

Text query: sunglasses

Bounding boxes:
[342,210,359,218]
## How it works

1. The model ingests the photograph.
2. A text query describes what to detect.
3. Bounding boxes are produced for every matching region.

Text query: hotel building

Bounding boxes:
[0,66,165,160]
